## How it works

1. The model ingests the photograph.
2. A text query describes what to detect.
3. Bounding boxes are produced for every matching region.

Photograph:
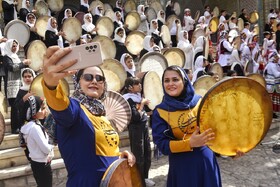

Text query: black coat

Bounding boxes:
[2,1,16,24]
[276,30,280,52]
[114,40,129,61]
[19,8,29,22]
[45,30,59,47]
[80,5,89,13]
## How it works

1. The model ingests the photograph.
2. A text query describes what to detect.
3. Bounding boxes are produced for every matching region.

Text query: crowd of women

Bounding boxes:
[0,0,280,186]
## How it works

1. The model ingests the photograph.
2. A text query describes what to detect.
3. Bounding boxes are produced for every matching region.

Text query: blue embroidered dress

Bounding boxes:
[42,81,120,187]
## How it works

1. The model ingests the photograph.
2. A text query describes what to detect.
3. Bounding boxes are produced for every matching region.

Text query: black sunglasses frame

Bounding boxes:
[81,74,105,82]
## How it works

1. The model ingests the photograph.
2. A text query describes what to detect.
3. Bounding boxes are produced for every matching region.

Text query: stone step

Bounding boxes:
[0,158,66,187]
[0,146,61,170]
[0,130,130,170]
[0,129,129,150]
[0,133,18,150]
[0,143,157,187]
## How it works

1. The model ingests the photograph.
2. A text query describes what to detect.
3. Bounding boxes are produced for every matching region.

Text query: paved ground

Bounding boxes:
[148,122,280,187]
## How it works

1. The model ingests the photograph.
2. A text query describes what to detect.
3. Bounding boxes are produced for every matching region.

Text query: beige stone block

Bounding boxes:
[3,176,28,187]
[26,174,37,187]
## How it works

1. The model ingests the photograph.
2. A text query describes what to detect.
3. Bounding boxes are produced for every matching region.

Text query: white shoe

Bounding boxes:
[221,155,229,159]
[145,179,155,186]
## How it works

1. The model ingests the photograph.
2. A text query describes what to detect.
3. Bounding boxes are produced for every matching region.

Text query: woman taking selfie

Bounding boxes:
[41,46,135,186]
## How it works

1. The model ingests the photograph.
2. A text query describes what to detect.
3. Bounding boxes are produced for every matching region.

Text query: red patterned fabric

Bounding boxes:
[269,93,280,112]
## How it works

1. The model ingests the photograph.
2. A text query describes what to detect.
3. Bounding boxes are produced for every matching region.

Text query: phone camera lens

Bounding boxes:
[90,46,93,49]
[85,46,89,50]
[93,45,97,48]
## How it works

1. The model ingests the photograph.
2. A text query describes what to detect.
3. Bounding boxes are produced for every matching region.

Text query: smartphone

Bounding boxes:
[56,42,103,71]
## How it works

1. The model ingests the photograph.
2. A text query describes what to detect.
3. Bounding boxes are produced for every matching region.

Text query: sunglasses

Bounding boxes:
[81,74,105,82]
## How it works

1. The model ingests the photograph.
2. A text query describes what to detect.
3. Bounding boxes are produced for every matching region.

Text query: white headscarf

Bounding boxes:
[46,17,64,48]
[157,10,165,24]
[120,53,136,76]
[82,13,96,34]
[148,19,160,35]
[3,39,20,64]
[80,0,89,8]
[198,16,205,23]
[114,11,123,27]
[94,5,103,16]
[64,9,72,19]
[194,36,204,49]
[143,35,153,51]
[113,27,126,43]
[20,68,36,91]
[115,0,124,20]
[116,0,123,10]
[25,13,36,27]
[177,30,189,43]
[46,17,58,33]
[170,19,181,35]
[166,1,172,7]
[137,5,146,21]
[3,0,14,5]
[137,5,145,15]
[177,30,194,70]
[192,55,205,83]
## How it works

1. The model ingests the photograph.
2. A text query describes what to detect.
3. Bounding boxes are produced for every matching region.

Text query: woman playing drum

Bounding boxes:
[152,65,243,187]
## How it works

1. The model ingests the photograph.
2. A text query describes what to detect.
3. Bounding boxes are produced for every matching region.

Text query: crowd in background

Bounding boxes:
[0,0,280,186]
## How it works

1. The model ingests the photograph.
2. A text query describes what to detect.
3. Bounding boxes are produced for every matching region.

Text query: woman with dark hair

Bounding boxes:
[238,8,249,24]
[41,46,135,186]
[152,65,244,187]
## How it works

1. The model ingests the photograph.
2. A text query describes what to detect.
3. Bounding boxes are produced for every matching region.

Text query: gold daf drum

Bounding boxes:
[197,77,272,156]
